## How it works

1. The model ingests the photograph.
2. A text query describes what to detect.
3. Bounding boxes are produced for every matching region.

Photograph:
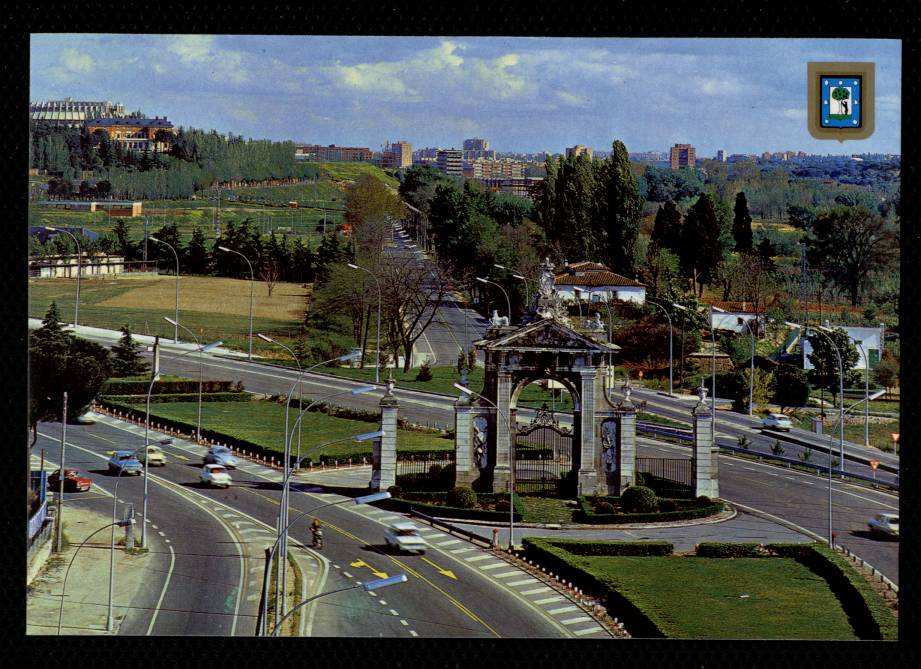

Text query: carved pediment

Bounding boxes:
[478,318,620,353]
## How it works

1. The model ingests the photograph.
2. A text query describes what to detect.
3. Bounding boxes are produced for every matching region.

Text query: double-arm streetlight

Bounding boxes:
[737,317,756,416]
[476,277,511,323]
[346,263,382,383]
[786,321,840,548]
[453,383,518,550]
[851,338,873,448]
[494,264,535,308]
[259,489,391,635]
[45,226,80,328]
[816,324,848,474]
[141,373,161,549]
[164,317,222,442]
[150,236,180,343]
[217,246,254,361]
[645,298,674,396]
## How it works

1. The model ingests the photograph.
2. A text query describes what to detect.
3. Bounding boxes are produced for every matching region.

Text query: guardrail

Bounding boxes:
[408,508,494,548]
[636,421,898,491]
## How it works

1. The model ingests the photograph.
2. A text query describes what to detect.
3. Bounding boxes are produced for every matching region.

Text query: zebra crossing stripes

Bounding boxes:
[547,605,580,615]
[534,595,566,605]
[464,554,493,563]
[477,562,507,570]
[559,616,594,626]
[506,578,538,587]
[492,571,523,579]
[435,539,462,547]
[572,626,606,636]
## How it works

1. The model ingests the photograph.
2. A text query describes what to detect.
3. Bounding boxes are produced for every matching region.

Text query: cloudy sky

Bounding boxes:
[31,35,901,156]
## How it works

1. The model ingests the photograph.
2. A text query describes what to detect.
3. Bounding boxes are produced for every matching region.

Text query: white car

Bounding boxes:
[762,413,793,431]
[384,522,428,554]
[139,445,167,466]
[868,512,899,539]
[200,464,232,488]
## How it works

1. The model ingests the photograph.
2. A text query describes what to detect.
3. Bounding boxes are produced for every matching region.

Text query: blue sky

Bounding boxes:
[31,35,901,156]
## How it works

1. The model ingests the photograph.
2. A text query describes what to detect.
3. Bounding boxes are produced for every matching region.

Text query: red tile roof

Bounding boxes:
[555,270,646,288]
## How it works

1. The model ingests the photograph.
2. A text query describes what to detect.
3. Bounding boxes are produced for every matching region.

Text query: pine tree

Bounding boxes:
[732,192,753,252]
[111,324,149,377]
[679,193,724,296]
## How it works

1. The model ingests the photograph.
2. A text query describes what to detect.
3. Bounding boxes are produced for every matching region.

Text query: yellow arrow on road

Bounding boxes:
[350,559,389,579]
[420,556,457,580]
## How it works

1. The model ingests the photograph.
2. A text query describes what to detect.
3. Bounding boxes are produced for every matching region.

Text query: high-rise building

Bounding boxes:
[381,140,413,169]
[566,144,593,160]
[669,144,696,169]
[30,98,126,129]
[716,149,727,162]
[436,149,463,176]
[463,138,490,152]
[295,144,373,162]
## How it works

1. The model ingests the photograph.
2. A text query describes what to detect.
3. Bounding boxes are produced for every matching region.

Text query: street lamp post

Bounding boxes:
[45,227,81,328]
[646,299,674,396]
[587,290,615,371]
[454,383,518,551]
[817,325,848,474]
[851,338,872,448]
[217,246,255,361]
[737,317,756,417]
[346,263,382,384]
[494,263,533,308]
[476,277,511,323]
[671,302,688,391]
[572,288,584,320]
[150,236,180,343]
[141,373,161,549]
[164,316,221,442]
[709,305,728,450]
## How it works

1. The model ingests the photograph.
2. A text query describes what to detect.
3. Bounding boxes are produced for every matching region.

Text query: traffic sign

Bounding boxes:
[869,459,880,470]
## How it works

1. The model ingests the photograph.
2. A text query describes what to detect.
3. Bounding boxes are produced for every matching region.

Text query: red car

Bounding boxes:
[48,469,92,493]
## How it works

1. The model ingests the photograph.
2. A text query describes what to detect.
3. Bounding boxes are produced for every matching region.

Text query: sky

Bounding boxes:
[30,35,901,157]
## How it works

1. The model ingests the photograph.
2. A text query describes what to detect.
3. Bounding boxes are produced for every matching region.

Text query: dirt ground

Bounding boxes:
[97,275,309,321]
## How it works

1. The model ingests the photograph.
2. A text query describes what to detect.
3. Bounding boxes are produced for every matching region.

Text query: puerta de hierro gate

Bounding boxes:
[454,257,639,496]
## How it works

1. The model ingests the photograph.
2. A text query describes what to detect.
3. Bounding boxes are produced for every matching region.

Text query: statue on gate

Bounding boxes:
[473,415,489,469]
[601,420,617,473]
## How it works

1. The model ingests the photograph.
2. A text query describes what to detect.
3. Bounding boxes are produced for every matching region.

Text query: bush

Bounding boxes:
[634,472,646,487]
[416,362,433,382]
[621,485,658,513]
[495,499,511,512]
[771,440,786,456]
[386,485,403,499]
[696,542,763,558]
[695,495,712,505]
[658,499,677,512]
[536,538,674,557]
[446,486,477,509]
[593,501,615,514]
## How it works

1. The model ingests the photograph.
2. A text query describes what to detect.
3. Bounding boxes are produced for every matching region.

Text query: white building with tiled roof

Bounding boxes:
[554,261,646,304]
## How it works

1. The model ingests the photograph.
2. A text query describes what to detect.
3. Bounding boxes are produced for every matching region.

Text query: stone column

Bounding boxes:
[576,368,598,496]
[692,381,719,498]
[492,371,513,492]
[371,381,398,491]
[617,410,637,493]
[454,393,476,488]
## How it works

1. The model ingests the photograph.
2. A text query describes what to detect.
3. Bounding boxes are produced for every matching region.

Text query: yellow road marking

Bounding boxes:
[171,453,190,461]
[349,559,389,579]
[420,556,458,580]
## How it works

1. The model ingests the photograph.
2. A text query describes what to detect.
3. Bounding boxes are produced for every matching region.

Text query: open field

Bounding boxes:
[555,554,859,639]
[126,399,453,460]
[29,275,307,347]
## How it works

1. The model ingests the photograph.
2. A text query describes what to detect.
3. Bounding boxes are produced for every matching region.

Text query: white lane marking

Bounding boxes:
[389,609,399,616]
[400,620,409,626]
[450,548,477,554]
[534,595,566,604]
[520,586,553,595]
[507,579,538,587]
[573,626,605,636]
[246,593,260,602]
[151,524,159,530]
[164,539,170,544]
[560,616,594,626]
[435,539,462,547]
[478,562,506,570]
[146,544,175,636]
[379,600,387,606]
[157,531,165,537]
[409,630,418,637]
[343,571,353,578]
[547,605,580,615]
[464,554,493,562]
[492,571,523,579]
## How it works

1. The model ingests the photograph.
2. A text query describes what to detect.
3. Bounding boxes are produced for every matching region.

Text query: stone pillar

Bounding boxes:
[617,410,637,494]
[576,369,598,496]
[371,381,398,491]
[492,371,513,492]
[454,394,476,488]
[692,382,719,498]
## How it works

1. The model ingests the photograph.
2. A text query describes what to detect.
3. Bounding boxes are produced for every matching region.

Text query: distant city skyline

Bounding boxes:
[30,35,901,156]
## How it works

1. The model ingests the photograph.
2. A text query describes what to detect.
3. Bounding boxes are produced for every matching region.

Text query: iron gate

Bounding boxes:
[515,411,572,495]
[635,457,693,498]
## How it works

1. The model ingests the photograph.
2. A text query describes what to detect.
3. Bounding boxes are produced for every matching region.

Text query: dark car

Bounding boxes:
[47,468,92,492]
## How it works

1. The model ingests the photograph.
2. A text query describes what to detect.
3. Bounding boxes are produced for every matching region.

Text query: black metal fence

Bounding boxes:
[636,457,693,498]
[515,424,572,495]
[396,453,455,486]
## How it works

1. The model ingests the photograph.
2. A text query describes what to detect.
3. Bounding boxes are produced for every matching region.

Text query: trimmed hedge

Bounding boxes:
[696,543,764,558]
[577,496,723,524]
[539,538,674,557]
[521,537,664,638]
[377,491,523,522]
[103,378,239,395]
[101,392,251,404]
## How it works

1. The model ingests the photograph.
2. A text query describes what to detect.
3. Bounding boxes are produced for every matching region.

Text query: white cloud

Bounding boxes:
[167,35,216,64]
[227,106,258,123]
[557,91,591,107]
[164,35,251,85]
[782,108,806,120]
[61,48,94,73]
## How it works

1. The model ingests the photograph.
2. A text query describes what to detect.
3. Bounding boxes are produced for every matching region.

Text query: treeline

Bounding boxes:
[29,122,320,200]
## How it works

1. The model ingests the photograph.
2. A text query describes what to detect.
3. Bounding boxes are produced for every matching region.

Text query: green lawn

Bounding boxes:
[517,497,574,524]
[791,414,899,452]
[127,399,453,460]
[567,555,859,639]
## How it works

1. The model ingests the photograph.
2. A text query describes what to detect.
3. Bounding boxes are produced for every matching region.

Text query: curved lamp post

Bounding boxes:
[709,305,727,451]
[45,226,81,328]
[645,298,674,397]
[817,325,849,475]
[494,263,534,308]
[149,236,180,343]
[476,277,511,322]
[217,246,255,361]
[671,302,688,390]
[737,317,755,416]
[454,383,518,551]
[346,263,382,383]
[141,373,161,549]
[270,573,407,637]
[259,490,391,636]
[849,337,872,448]
[164,317,221,442]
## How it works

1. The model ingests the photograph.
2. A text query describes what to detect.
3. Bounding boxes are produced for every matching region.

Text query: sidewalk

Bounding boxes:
[27,506,152,636]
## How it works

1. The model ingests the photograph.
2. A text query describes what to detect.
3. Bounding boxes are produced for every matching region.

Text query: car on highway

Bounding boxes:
[200,464,232,488]
[47,468,92,492]
[203,446,239,469]
[384,521,428,554]
[138,445,167,466]
[108,450,144,475]
[868,512,899,539]
[762,413,793,431]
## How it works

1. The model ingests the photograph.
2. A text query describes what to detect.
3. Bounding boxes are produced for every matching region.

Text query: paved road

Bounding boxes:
[35,415,610,638]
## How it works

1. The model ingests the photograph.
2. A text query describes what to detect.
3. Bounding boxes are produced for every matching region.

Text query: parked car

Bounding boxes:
[204,446,239,469]
[47,468,92,492]
[868,512,899,539]
[138,445,167,466]
[200,464,232,488]
[108,450,144,475]
[762,413,793,431]
[384,521,428,554]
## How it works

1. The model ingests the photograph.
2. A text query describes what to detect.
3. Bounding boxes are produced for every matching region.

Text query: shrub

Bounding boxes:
[593,501,615,514]
[446,486,477,509]
[737,435,751,450]
[634,472,646,487]
[771,440,785,456]
[621,485,658,513]
[695,495,712,505]
[386,485,403,499]
[658,499,677,512]
[696,542,763,558]
[495,499,511,512]
[416,362,433,382]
